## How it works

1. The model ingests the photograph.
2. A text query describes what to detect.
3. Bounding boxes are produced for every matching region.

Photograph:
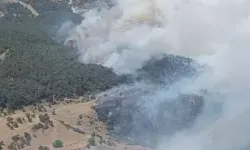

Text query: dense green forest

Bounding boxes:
[0,8,121,110]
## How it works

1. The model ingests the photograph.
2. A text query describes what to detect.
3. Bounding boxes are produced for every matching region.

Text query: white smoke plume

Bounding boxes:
[66,0,250,149]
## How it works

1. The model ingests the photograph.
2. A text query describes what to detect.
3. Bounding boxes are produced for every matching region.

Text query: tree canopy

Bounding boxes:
[0,12,120,110]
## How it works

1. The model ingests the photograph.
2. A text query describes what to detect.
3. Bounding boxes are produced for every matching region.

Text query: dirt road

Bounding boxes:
[2,0,39,16]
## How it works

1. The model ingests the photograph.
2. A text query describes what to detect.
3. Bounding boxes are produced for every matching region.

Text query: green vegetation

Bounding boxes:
[32,0,71,13]
[38,114,50,123]
[8,134,31,150]
[24,132,32,142]
[0,13,121,110]
[88,136,96,146]
[52,139,63,148]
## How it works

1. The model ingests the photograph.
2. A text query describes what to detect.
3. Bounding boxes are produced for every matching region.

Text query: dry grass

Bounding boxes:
[0,98,149,150]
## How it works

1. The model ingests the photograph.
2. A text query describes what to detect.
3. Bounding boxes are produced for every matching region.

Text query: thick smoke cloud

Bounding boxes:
[66,0,250,149]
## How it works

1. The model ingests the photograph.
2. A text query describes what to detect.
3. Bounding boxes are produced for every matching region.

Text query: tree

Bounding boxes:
[26,113,32,122]
[12,122,19,128]
[32,124,39,132]
[20,136,30,146]
[38,146,49,150]
[8,142,17,150]
[37,123,44,129]
[6,122,11,127]
[16,117,23,124]
[31,114,36,118]
[24,132,32,141]
[48,120,54,127]
[25,113,30,118]
[52,139,63,148]
[11,135,20,142]
[27,117,32,122]
[0,19,119,111]
[39,114,49,123]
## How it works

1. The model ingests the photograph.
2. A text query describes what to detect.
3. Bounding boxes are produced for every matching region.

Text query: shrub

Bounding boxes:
[24,132,32,141]
[12,122,19,128]
[88,137,96,146]
[38,146,49,150]
[52,139,63,148]
[16,118,23,124]
[11,135,20,142]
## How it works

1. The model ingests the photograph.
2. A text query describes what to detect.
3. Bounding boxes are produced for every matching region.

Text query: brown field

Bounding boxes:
[0,98,149,150]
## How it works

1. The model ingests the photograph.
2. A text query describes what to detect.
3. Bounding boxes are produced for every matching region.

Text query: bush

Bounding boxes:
[52,139,63,148]
[24,132,32,141]
[16,118,23,124]
[38,146,49,150]
[88,137,96,146]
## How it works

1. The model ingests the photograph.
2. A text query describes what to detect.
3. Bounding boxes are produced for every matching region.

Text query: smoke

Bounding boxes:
[66,0,250,149]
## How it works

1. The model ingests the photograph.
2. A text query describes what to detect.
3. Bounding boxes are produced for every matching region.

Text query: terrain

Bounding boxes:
[0,0,140,149]
[0,0,214,149]
[0,98,148,150]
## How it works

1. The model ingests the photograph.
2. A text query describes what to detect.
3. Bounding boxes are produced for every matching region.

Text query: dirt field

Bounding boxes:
[0,98,149,150]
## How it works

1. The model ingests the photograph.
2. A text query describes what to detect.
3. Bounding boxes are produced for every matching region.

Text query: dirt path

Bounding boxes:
[0,49,9,61]
[2,0,39,16]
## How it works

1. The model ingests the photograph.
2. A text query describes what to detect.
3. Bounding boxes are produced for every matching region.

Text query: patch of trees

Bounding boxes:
[3,3,32,22]
[31,0,71,13]
[6,117,18,130]
[0,17,122,110]
[32,113,54,132]
[58,119,85,134]
[6,116,28,130]
[8,133,31,150]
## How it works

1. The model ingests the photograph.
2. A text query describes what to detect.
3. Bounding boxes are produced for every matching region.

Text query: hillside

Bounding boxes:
[0,4,124,110]
[0,1,146,149]
[0,98,148,150]
[0,0,207,150]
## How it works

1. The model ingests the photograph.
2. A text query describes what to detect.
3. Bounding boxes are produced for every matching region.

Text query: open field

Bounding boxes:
[0,98,148,150]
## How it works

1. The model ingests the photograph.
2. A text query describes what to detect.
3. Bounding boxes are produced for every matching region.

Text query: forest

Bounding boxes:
[0,5,122,110]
